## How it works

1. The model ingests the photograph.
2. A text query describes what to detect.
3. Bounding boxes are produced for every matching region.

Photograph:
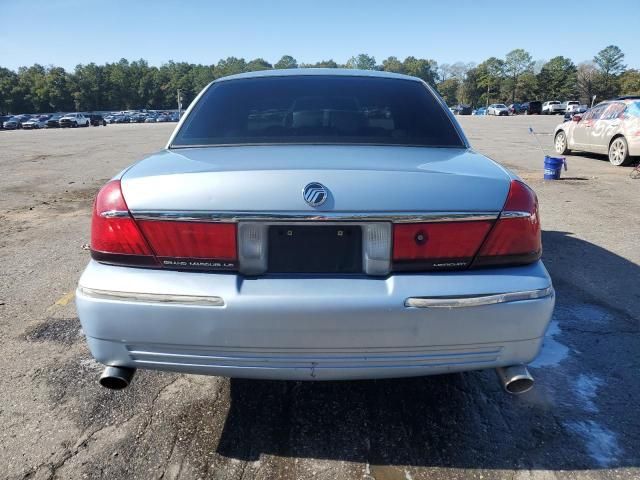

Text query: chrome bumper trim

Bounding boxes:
[130,211,499,224]
[405,286,553,308]
[77,287,225,306]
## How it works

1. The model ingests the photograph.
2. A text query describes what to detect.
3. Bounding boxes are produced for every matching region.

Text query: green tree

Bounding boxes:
[459,67,483,106]
[346,54,377,70]
[437,78,460,105]
[403,56,438,86]
[504,49,534,102]
[246,58,273,72]
[593,45,626,98]
[477,57,505,105]
[594,45,626,76]
[302,59,339,68]
[0,67,18,113]
[215,57,247,78]
[537,56,577,100]
[619,69,640,96]
[72,63,106,111]
[381,56,405,74]
[46,66,73,111]
[513,72,538,102]
[274,55,298,69]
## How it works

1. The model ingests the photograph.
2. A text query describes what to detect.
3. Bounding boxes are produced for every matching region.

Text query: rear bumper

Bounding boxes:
[76,260,555,380]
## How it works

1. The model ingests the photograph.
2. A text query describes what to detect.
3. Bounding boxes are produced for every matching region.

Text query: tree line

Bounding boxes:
[1,46,639,114]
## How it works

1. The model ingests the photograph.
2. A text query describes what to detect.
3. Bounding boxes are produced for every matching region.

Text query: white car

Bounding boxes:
[487,104,509,116]
[561,101,580,111]
[542,101,564,115]
[59,113,90,128]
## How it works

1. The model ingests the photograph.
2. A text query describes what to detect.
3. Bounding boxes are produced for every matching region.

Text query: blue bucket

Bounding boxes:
[544,156,567,180]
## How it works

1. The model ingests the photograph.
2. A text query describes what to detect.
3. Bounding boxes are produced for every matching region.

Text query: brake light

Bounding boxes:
[473,180,541,267]
[90,180,158,266]
[137,221,237,270]
[90,180,237,270]
[392,221,493,271]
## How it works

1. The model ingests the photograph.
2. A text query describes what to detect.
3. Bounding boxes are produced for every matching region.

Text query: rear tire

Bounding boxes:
[608,137,631,166]
[554,131,570,155]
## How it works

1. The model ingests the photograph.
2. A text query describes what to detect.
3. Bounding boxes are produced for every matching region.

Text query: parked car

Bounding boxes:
[155,114,170,122]
[521,101,543,115]
[46,114,65,128]
[0,115,12,128]
[563,103,588,121]
[77,69,553,394]
[472,107,487,116]
[508,103,527,115]
[2,116,26,130]
[452,104,472,115]
[144,115,158,123]
[554,98,640,166]
[487,104,509,116]
[561,101,580,112]
[22,115,50,129]
[87,114,107,126]
[542,101,563,115]
[60,113,90,128]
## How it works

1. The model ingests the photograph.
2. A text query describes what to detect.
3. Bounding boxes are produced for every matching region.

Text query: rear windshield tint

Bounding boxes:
[171,76,464,148]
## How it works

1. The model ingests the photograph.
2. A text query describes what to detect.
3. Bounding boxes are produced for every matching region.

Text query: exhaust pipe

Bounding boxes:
[496,365,534,394]
[99,366,136,390]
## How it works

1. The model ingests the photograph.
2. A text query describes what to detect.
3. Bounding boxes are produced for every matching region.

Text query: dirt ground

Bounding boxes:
[1,118,639,480]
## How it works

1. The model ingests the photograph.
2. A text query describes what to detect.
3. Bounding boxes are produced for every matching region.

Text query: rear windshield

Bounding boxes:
[171,76,464,148]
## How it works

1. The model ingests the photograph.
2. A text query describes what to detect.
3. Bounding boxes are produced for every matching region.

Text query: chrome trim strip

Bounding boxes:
[78,287,225,307]
[100,210,130,218]
[405,287,553,308]
[500,211,532,219]
[131,211,499,224]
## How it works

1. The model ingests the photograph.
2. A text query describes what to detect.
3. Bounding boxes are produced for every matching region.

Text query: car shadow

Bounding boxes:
[567,150,639,167]
[213,230,640,470]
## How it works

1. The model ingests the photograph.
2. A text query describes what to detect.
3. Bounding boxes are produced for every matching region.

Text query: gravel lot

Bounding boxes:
[1,118,639,480]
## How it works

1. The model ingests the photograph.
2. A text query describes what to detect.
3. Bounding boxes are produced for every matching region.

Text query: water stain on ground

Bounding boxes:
[23,317,83,345]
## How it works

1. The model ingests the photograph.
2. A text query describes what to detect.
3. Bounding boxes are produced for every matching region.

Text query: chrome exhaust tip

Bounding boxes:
[99,366,136,390]
[496,365,534,394]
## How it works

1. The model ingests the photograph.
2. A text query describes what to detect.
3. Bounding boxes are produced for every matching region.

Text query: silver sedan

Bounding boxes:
[554,97,640,166]
[76,69,554,394]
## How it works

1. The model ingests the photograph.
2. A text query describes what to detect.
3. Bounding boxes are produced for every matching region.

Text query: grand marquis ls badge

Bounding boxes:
[303,182,328,207]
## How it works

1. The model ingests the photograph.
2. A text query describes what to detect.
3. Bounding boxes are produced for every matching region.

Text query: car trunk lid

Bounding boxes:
[120,145,511,213]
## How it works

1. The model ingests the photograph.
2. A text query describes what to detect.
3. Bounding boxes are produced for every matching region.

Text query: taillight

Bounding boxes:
[391,180,541,272]
[91,180,158,267]
[137,221,237,270]
[473,180,541,267]
[90,180,237,270]
[392,221,493,271]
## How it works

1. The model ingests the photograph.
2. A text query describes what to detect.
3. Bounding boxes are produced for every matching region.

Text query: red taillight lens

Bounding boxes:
[473,180,541,267]
[90,180,158,266]
[137,221,238,270]
[90,180,237,270]
[392,221,493,271]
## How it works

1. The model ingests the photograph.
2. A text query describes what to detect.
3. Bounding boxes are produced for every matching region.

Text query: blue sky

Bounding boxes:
[1,0,638,70]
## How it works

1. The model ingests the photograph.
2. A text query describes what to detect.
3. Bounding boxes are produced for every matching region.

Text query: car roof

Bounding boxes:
[214,68,423,83]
